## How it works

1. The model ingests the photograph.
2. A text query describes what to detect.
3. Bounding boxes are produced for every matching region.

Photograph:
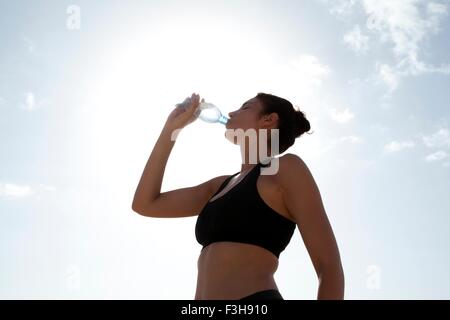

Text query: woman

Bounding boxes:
[132,92,345,300]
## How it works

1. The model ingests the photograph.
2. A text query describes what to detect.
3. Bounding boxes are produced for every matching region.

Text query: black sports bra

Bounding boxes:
[195,161,296,259]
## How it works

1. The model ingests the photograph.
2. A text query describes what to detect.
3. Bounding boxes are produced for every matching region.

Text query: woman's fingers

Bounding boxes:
[188,94,201,111]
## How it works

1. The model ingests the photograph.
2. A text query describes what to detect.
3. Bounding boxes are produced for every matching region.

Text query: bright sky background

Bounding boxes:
[1,0,450,299]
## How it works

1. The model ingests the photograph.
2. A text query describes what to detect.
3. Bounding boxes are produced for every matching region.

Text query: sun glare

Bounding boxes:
[80,12,281,196]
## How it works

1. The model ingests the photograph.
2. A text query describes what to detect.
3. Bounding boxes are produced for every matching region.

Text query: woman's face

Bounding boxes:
[226,97,263,131]
[225,97,278,145]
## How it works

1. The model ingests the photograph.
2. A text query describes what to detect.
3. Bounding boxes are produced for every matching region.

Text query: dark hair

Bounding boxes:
[255,92,313,154]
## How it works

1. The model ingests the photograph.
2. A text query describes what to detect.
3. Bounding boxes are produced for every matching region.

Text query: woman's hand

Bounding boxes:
[163,93,204,133]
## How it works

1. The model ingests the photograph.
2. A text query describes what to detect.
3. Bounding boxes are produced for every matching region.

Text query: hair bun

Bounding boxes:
[293,110,311,138]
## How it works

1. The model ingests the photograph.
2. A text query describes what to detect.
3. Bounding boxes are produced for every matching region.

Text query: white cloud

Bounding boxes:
[19,92,49,111]
[364,0,450,75]
[364,0,423,57]
[0,183,56,200]
[329,107,355,123]
[320,0,450,92]
[377,63,400,92]
[425,150,448,162]
[270,54,331,102]
[0,183,35,198]
[288,54,331,86]
[321,0,357,17]
[343,25,370,52]
[363,0,447,56]
[428,2,448,14]
[21,92,35,111]
[427,2,449,30]
[419,128,450,165]
[384,140,415,153]
[422,128,450,148]
[339,135,363,143]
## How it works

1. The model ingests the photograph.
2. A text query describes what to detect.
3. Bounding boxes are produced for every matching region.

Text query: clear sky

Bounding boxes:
[1,0,450,299]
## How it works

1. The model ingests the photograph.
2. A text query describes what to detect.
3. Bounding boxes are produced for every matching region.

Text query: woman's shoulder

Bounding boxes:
[279,153,306,166]
[268,153,316,197]
[261,153,309,189]
[263,153,307,176]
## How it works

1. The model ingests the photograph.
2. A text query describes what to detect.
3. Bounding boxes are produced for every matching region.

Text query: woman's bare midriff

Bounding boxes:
[194,242,280,300]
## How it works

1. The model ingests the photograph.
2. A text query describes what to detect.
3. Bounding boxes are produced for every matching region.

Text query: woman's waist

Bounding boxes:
[197,242,279,276]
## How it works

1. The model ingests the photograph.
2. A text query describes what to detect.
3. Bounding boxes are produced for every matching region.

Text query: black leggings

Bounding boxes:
[239,289,284,300]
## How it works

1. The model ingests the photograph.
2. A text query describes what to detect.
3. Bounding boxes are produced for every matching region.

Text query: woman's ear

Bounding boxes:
[264,112,279,128]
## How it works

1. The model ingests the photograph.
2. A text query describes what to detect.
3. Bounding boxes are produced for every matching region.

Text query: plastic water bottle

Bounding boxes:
[176,97,229,125]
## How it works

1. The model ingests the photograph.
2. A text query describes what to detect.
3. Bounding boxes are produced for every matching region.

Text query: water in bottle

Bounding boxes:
[176,97,229,125]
